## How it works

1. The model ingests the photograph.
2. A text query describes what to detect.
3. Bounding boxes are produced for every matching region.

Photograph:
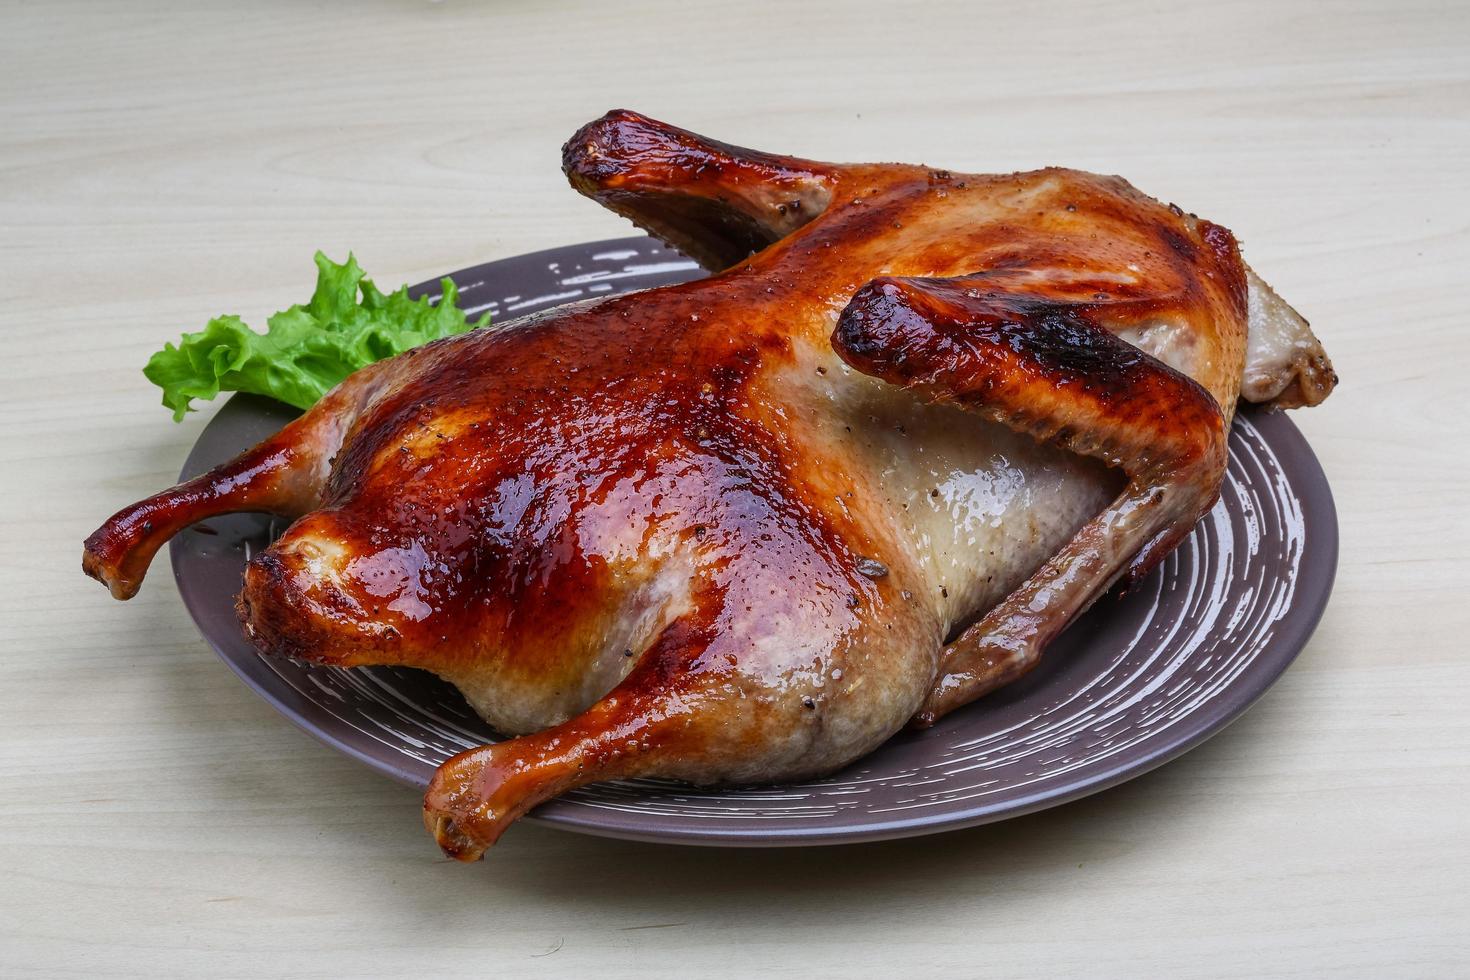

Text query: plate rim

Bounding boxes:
[168,236,1339,847]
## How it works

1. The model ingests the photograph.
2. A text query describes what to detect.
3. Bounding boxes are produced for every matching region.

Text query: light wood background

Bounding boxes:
[3,1,1466,976]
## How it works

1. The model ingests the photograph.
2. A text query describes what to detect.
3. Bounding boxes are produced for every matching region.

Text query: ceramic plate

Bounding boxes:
[169,236,1338,846]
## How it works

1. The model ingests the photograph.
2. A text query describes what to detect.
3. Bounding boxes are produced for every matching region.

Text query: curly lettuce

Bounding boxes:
[144,252,490,420]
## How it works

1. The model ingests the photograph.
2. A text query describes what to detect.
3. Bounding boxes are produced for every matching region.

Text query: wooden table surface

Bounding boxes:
[3,1,1466,976]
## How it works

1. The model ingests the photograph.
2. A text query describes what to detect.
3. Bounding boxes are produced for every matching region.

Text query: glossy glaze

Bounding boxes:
[84,110,1335,859]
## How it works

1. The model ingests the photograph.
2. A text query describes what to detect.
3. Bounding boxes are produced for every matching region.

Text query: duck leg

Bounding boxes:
[421,544,924,861]
[83,373,375,600]
[423,615,722,861]
[832,273,1231,726]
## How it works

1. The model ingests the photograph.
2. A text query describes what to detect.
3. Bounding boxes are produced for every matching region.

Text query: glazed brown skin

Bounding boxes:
[83,110,1335,860]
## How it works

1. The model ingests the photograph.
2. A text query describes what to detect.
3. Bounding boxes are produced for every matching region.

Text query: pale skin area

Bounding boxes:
[82,112,1334,859]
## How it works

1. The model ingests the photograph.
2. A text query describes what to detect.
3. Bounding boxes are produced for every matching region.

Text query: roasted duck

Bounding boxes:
[84,110,1335,859]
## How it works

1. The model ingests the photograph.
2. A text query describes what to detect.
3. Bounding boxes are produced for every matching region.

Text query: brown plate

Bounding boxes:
[168,236,1338,846]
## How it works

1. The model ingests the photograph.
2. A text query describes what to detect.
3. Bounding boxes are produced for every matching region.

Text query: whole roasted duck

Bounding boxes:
[84,110,1335,859]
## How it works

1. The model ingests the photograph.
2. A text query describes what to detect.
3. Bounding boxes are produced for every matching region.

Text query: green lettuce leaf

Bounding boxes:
[144,252,490,420]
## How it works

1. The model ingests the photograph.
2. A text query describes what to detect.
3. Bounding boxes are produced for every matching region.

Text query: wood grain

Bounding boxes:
[1,0,1466,976]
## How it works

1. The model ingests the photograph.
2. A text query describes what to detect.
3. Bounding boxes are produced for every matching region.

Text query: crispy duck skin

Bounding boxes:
[84,110,1335,859]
